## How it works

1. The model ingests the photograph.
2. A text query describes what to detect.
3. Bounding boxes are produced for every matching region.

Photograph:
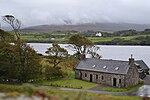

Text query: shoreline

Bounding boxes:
[26,42,150,46]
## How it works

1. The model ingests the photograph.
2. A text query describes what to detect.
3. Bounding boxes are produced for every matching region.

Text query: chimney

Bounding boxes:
[80,54,86,60]
[129,54,134,65]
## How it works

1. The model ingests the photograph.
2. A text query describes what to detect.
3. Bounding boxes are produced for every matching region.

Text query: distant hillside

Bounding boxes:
[1,26,12,31]
[21,23,150,32]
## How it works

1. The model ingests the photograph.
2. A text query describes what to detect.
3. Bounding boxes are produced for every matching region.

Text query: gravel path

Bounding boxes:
[39,85,132,96]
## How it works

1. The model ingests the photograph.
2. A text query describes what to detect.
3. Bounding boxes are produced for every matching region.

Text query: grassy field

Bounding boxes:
[20,31,150,45]
[88,34,150,42]
[102,82,144,92]
[33,70,99,89]
[0,84,144,100]
[21,32,69,43]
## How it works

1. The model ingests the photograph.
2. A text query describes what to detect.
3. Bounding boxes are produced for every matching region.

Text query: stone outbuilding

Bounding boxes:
[75,56,140,88]
[135,60,149,79]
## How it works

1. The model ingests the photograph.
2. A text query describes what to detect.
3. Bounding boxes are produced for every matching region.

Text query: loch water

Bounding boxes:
[28,43,150,67]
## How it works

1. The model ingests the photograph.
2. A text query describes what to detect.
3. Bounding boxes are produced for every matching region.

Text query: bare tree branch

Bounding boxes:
[2,15,21,40]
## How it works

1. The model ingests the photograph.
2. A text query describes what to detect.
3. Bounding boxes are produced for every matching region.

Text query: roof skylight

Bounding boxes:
[115,67,119,70]
[92,65,96,68]
[103,66,107,69]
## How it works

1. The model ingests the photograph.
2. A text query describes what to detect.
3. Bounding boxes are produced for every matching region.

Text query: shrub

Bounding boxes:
[45,66,66,79]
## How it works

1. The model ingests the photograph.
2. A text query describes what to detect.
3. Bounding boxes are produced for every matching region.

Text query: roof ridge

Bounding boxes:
[135,60,143,61]
[84,58,128,62]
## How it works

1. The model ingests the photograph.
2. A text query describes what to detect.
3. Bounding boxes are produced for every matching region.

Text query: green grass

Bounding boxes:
[22,36,50,41]
[88,34,150,43]
[20,31,150,45]
[33,70,99,89]
[0,84,144,100]
[102,82,144,92]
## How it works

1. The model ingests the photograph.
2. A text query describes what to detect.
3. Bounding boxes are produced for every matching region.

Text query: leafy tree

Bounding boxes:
[69,34,93,54]
[0,29,14,41]
[44,43,68,79]
[68,34,101,59]
[0,16,42,82]
[0,41,42,82]
[45,43,68,68]
[0,29,16,80]
[13,42,42,82]
[45,66,64,79]
[0,41,17,80]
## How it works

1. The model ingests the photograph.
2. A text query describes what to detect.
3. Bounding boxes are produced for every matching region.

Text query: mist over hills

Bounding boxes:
[3,23,150,32]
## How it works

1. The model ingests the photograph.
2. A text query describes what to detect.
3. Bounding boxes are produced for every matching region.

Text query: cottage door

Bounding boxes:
[90,74,93,82]
[80,72,82,79]
[113,78,117,87]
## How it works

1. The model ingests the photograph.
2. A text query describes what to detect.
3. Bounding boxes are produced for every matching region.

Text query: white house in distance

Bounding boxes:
[96,32,102,37]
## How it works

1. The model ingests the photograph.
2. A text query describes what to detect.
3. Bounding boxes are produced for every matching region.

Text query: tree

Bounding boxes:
[0,29,14,41]
[87,46,101,59]
[44,66,64,79]
[13,42,42,82]
[44,43,68,79]
[68,34,101,59]
[45,43,68,68]
[69,34,93,54]
[0,29,16,81]
[2,15,21,40]
[0,41,42,82]
[0,16,42,82]
[0,41,17,80]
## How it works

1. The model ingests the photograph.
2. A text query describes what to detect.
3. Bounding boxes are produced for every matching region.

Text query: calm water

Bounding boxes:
[28,43,150,67]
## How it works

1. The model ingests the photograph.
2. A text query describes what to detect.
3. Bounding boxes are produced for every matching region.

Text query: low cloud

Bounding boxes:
[1,0,150,27]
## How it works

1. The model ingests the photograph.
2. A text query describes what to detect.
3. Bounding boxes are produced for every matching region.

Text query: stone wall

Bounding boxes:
[75,70,125,87]
[125,64,139,87]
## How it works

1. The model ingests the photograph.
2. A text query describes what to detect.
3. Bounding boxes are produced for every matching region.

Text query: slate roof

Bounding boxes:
[135,60,149,70]
[75,58,130,75]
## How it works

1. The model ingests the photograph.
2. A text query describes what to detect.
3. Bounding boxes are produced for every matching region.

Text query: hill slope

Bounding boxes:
[21,23,150,32]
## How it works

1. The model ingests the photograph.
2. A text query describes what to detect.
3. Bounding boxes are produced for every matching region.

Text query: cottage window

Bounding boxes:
[101,76,104,80]
[85,73,87,77]
[96,75,98,79]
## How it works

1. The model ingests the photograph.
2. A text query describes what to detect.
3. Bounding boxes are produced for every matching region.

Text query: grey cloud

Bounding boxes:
[1,0,150,26]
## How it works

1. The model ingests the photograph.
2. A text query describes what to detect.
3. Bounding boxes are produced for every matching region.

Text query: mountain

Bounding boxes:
[1,26,12,31]
[21,23,150,32]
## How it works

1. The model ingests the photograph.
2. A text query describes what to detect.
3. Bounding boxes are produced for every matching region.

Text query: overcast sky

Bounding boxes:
[1,0,150,27]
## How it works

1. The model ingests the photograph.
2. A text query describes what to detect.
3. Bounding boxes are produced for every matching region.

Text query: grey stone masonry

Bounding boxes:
[75,70,126,87]
[125,58,139,87]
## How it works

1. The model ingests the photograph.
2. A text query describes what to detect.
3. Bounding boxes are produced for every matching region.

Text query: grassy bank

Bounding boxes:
[89,34,150,42]
[102,82,144,92]
[0,84,143,100]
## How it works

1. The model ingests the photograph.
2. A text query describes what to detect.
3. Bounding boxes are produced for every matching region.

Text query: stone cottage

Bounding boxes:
[75,56,140,88]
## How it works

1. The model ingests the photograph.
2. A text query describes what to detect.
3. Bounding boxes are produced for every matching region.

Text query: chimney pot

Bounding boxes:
[129,54,134,65]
